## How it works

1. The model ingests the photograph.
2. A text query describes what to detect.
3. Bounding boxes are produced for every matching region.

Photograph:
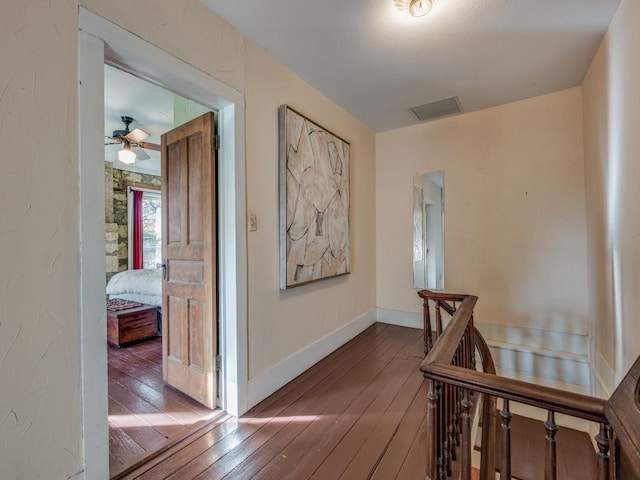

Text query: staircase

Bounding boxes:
[474,411,598,480]
[418,290,640,480]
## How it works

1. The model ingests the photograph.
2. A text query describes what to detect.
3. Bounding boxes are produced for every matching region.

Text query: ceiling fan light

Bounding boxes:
[409,0,432,17]
[118,143,137,164]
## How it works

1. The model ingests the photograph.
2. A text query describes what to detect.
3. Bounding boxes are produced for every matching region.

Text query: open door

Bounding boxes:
[161,112,217,409]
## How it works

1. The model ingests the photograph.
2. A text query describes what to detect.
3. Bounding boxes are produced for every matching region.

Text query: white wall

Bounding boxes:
[0,1,376,478]
[376,88,589,336]
[583,0,640,390]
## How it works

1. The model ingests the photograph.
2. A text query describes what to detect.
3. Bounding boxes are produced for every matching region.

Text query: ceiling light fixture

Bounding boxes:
[408,0,432,17]
[118,140,137,164]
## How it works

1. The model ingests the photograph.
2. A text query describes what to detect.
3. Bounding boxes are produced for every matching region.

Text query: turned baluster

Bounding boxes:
[450,351,460,459]
[500,399,512,480]
[424,297,433,353]
[544,410,558,480]
[443,382,452,477]
[595,423,611,480]
[460,388,472,480]
[435,301,443,340]
[435,381,445,479]
[470,314,477,371]
[426,380,439,480]
[455,384,462,449]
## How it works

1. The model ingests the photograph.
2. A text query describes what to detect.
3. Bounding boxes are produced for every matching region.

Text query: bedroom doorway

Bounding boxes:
[103,71,221,475]
[79,9,249,479]
[104,69,220,478]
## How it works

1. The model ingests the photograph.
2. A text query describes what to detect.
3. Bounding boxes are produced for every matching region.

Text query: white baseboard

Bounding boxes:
[376,308,422,329]
[247,309,377,409]
[477,323,589,356]
[377,309,591,387]
[477,322,591,387]
[488,341,590,386]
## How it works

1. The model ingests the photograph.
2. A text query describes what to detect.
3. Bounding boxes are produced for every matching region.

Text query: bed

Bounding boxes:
[106,269,162,308]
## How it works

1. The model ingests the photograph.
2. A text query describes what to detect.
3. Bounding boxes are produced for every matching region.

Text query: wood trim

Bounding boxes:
[604,355,640,479]
[422,363,607,423]
[124,181,160,191]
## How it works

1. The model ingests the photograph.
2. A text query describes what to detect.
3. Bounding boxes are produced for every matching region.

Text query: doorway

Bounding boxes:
[79,9,248,479]
[103,67,222,476]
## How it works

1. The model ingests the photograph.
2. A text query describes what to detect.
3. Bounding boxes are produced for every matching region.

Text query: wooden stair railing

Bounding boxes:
[418,290,613,480]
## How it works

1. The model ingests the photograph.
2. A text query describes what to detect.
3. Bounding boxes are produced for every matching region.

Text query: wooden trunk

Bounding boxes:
[107,304,158,347]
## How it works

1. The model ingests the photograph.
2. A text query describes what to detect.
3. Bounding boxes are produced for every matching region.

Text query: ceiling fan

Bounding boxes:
[105,116,161,164]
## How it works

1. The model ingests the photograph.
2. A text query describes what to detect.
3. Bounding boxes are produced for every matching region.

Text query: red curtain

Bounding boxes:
[132,190,144,269]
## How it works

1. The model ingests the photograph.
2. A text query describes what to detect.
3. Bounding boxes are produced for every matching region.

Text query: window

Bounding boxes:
[128,188,162,269]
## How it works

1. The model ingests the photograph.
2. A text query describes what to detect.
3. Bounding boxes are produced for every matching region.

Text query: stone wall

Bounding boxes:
[105,165,161,283]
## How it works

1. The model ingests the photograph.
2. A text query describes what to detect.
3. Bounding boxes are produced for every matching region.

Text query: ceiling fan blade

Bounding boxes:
[138,141,161,152]
[132,146,151,161]
[125,128,150,143]
[104,135,123,146]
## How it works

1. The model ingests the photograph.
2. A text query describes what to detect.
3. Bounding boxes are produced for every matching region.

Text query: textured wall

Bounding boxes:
[0,1,376,477]
[242,41,377,376]
[0,0,83,478]
[376,88,588,335]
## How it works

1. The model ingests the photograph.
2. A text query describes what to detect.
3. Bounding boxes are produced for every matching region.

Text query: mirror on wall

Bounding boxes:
[413,171,444,290]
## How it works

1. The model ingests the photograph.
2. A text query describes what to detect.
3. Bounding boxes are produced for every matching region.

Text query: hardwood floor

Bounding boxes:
[109,338,221,479]
[115,324,597,480]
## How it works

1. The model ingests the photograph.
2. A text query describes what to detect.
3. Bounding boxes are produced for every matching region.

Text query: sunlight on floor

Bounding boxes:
[109,409,221,428]
[238,415,319,425]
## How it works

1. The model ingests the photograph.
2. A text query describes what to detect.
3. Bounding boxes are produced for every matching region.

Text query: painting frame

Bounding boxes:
[279,105,351,289]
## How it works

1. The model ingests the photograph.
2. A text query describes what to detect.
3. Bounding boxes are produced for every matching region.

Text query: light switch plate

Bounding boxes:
[248,213,257,231]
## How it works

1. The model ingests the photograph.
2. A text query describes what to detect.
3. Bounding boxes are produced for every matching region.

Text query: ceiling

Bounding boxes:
[200,0,621,132]
[104,64,174,175]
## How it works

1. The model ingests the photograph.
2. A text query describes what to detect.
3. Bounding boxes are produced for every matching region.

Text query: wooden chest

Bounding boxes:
[107,304,158,347]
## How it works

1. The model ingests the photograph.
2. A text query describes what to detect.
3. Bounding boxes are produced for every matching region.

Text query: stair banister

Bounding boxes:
[418,289,612,480]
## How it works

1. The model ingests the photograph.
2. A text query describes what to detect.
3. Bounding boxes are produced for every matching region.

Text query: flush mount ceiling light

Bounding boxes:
[409,0,432,17]
[394,0,434,18]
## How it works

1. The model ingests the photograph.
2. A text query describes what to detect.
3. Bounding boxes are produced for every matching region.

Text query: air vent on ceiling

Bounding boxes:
[410,96,463,122]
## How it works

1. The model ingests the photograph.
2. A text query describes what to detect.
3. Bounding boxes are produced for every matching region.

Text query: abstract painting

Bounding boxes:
[279,105,350,289]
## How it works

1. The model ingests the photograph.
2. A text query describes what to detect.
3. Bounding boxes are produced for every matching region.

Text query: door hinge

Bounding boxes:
[212,134,220,150]
[215,354,222,371]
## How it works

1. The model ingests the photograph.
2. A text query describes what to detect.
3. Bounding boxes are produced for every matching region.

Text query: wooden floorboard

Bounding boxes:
[121,324,598,480]
[109,338,219,479]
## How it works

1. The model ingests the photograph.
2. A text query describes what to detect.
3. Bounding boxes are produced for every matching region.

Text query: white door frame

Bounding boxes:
[78,8,248,479]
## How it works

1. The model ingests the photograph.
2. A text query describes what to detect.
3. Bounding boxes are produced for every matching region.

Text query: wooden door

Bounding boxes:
[161,112,217,409]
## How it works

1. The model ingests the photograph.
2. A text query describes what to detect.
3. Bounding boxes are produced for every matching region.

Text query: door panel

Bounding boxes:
[161,112,217,409]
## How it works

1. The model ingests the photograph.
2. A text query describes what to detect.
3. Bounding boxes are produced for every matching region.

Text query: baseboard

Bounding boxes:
[477,322,591,387]
[377,309,591,387]
[488,341,590,386]
[586,353,611,451]
[376,308,422,329]
[247,309,377,409]
[477,323,589,356]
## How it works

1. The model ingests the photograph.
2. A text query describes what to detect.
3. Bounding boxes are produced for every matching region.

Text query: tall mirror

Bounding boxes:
[413,171,444,290]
